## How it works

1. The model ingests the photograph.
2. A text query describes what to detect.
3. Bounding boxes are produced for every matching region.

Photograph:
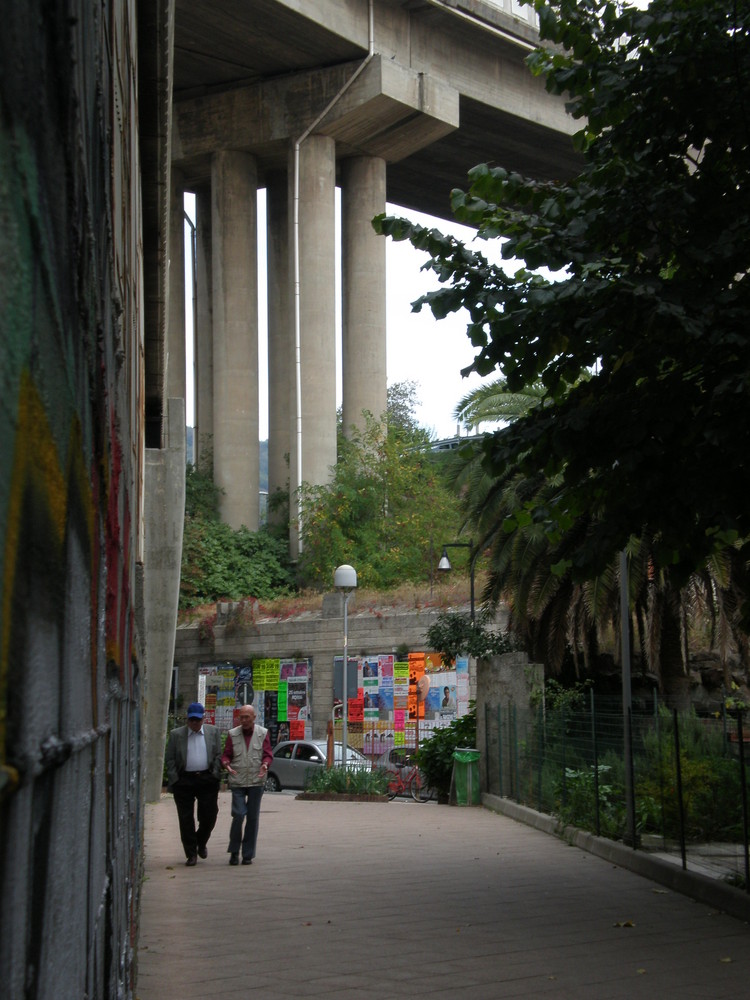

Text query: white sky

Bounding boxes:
[184,192,498,442]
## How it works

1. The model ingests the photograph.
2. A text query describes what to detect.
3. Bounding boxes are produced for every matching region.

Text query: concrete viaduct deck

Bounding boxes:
[167,0,579,549]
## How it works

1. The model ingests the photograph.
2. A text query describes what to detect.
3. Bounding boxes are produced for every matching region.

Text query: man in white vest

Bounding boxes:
[221,704,273,865]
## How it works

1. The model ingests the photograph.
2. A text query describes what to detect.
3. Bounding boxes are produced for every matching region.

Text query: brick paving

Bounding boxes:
[136,790,750,999]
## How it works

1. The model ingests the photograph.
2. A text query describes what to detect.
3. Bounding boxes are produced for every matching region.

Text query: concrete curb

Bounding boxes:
[483,792,750,924]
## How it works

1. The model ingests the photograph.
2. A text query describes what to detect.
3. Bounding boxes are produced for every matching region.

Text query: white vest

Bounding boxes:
[226,724,267,787]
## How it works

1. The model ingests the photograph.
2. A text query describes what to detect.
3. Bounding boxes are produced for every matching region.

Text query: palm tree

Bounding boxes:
[450,379,747,701]
[454,378,547,432]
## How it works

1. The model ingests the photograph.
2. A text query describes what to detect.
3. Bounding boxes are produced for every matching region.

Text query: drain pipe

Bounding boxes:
[292,0,375,554]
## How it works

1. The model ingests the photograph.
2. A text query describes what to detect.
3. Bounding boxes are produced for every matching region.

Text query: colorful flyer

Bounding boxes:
[277,681,288,721]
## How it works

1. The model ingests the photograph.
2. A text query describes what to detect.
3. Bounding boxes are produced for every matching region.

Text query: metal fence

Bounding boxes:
[484,694,750,890]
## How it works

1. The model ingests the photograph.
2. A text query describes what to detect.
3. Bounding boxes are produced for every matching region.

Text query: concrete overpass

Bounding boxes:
[168,0,578,552]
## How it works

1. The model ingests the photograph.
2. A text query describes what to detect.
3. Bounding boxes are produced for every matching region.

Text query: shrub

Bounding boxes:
[305,765,388,796]
[425,611,519,666]
[416,705,477,801]
[180,519,294,608]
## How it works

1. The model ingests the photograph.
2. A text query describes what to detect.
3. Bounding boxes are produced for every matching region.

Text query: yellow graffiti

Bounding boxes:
[0,370,94,769]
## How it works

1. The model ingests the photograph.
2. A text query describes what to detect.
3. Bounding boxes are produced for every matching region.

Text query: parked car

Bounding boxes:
[375,747,418,774]
[265,739,369,791]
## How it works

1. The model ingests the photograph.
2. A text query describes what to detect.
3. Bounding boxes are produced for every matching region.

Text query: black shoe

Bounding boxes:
[241,858,253,865]
[198,845,208,859]
[185,855,198,867]
[229,853,239,866]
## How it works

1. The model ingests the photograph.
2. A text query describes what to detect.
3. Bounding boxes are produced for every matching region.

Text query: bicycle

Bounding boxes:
[384,762,433,802]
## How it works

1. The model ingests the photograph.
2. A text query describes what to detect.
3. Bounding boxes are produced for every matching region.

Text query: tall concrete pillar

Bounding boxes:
[167,167,186,405]
[341,156,387,436]
[142,398,186,803]
[266,171,292,518]
[211,150,259,530]
[194,185,213,469]
[293,135,337,552]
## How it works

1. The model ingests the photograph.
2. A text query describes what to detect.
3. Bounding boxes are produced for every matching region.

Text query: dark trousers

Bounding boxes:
[172,772,220,858]
[228,785,264,860]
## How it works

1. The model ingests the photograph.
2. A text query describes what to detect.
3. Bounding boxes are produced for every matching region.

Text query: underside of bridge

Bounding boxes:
[166,0,579,554]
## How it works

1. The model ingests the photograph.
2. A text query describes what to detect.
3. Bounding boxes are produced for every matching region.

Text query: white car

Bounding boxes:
[265,739,369,791]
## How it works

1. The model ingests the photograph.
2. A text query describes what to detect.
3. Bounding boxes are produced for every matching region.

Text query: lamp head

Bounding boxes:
[334,564,358,592]
[437,548,451,572]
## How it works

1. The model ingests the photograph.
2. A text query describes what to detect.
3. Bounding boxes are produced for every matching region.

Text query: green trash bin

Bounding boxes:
[451,747,481,805]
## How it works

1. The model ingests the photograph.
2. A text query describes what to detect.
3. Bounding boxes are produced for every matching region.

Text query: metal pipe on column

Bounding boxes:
[291,0,375,552]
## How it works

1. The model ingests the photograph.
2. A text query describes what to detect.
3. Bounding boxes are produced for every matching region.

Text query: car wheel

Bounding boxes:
[265,772,281,792]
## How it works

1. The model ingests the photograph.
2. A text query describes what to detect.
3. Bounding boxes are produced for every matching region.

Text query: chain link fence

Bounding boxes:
[483,694,750,890]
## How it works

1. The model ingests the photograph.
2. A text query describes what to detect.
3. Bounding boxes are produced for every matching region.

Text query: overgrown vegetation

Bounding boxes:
[180,458,295,609]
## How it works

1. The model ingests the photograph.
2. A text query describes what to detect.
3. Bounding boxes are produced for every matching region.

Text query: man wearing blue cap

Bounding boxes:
[165,702,223,866]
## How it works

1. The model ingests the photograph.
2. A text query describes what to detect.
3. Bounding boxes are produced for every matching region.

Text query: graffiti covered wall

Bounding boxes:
[0,2,149,995]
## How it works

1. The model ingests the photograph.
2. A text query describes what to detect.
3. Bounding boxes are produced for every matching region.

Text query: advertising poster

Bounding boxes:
[393,662,409,710]
[362,656,379,721]
[377,655,394,717]
[455,657,470,716]
[423,672,457,719]
[198,664,244,729]
[277,681,288,721]
[287,679,308,720]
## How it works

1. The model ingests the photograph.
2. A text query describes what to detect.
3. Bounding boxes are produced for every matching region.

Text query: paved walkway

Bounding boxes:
[136,791,750,999]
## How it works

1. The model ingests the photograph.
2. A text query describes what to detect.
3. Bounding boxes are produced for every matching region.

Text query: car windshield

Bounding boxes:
[332,742,367,763]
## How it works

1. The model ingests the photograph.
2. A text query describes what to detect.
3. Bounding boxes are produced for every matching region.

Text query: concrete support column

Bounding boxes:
[194,185,213,469]
[142,398,186,802]
[266,171,292,519]
[341,156,387,436]
[211,150,259,530]
[167,167,186,404]
[293,135,337,551]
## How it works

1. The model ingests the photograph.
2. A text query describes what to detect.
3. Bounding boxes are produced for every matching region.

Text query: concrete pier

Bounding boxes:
[211,150,260,530]
[342,155,387,436]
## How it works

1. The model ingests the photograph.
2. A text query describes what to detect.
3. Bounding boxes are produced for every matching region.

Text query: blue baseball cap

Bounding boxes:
[187,702,205,719]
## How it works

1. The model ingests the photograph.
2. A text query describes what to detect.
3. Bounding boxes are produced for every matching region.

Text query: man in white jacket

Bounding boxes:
[221,704,273,865]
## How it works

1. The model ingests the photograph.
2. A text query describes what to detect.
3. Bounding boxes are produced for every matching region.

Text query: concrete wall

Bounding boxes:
[475,652,543,797]
[0,2,169,995]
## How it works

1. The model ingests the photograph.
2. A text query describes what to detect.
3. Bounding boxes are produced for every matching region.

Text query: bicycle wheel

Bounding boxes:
[410,769,432,802]
[386,771,401,800]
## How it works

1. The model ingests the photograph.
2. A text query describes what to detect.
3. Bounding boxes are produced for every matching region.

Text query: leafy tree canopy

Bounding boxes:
[298,410,461,590]
[386,379,429,440]
[375,0,750,619]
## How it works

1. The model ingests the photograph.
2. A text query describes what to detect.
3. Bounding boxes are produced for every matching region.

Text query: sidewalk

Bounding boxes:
[136,791,750,999]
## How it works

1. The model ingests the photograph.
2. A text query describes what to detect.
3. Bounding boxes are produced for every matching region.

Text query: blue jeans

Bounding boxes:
[228,785,264,860]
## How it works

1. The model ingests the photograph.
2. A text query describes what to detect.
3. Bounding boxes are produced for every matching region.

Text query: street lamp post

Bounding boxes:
[437,540,477,623]
[620,548,636,846]
[334,564,357,765]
